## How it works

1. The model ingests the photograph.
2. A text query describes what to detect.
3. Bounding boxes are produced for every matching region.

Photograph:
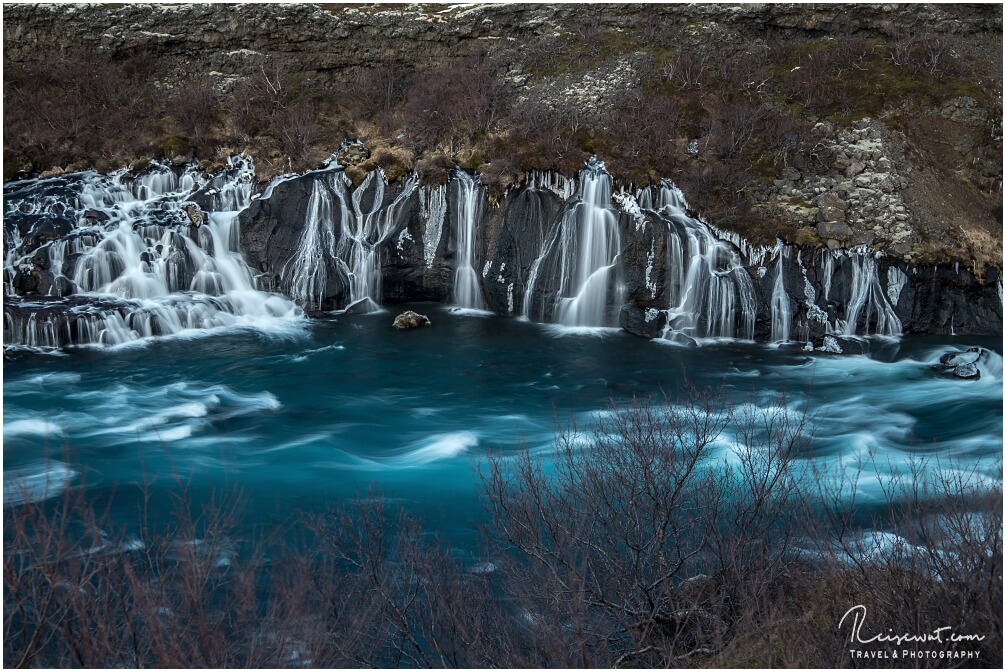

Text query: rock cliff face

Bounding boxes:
[3,156,1000,349]
[3,3,1002,308]
[5,3,999,73]
[236,164,1002,340]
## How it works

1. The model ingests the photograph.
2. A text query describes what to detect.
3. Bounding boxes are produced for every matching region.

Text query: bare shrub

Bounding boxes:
[707,95,767,160]
[5,397,1000,669]
[805,456,1003,667]
[171,75,220,145]
[663,50,712,91]
[271,104,321,167]
[405,51,510,153]
[348,62,411,135]
[480,391,815,666]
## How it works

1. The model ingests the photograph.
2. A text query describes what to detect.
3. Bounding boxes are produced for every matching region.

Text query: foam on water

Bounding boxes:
[4,419,64,437]
[541,324,623,338]
[2,304,999,549]
[394,431,479,466]
[25,372,82,386]
[4,461,78,506]
[446,307,496,318]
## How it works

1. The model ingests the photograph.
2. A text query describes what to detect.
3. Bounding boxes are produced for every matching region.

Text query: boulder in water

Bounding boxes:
[619,304,666,339]
[393,310,431,330]
[952,362,981,380]
[183,204,205,228]
[939,349,981,368]
[817,335,843,354]
[811,334,866,355]
[936,347,986,380]
[83,208,110,224]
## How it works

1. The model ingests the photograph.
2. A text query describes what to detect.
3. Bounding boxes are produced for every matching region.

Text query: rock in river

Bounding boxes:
[393,310,431,330]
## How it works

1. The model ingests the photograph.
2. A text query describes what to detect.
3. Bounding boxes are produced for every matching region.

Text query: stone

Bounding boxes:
[952,362,981,380]
[393,310,431,330]
[338,144,370,166]
[935,347,988,380]
[816,335,843,353]
[183,204,205,227]
[939,349,980,368]
[816,193,847,223]
[12,268,40,294]
[619,304,666,339]
[817,220,853,240]
[83,209,111,223]
[781,166,801,182]
[845,161,866,177]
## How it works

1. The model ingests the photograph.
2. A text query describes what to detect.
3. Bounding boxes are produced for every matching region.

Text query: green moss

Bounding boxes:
[3,149,32,181]
[782,225,824,249]
[456,148,488,173]
[162,135,191,159]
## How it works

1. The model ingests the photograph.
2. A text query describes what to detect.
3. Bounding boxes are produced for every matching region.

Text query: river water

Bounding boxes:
[4,304,1002,551]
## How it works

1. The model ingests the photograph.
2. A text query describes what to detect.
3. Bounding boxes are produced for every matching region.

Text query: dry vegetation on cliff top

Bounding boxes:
[2,4,1002,269]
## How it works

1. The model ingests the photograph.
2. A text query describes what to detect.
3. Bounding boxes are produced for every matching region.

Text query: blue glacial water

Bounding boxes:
[3,304,1002,549]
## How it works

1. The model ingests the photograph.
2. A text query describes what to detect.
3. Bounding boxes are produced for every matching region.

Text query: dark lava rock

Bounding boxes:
[952,362,981,380]
[12,268,40,294]
[239,172,351,311]
[83,208,111,224]
[939,349,980,368]
[935,347,987,380]
[619,304,666,339]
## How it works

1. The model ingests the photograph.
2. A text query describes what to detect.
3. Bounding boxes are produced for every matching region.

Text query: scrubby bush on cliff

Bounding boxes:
[404,51,511,155]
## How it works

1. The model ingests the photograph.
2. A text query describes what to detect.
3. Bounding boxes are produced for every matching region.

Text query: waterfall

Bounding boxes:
[643,182,757,340]
[341,170,417,311]
[523,158,624,327]
[770,244,792,342]
[279,172,350,311]
[279,168,417,313]
[3,157,302,350]
[280,173,349,311]
[421,184,447,268]
[450,171,486,309]
[526,170,575,201]
[831,250,902,336]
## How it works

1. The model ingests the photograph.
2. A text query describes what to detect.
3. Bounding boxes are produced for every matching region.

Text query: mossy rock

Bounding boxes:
[344,164,368,188]
[456,149,488,173]
[4,149,33,181]
[129,158,152,173]
[162,135,191,159]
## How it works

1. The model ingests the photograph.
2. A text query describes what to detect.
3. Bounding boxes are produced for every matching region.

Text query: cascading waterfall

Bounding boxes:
[3,157,301,349]
[643,181,757,340]
[279,168,418,313]
[450,171,486,309]
[342,170,418,311]
[523,158,624,327]
[5,156,930,349]
[421,184,447,268]
[280,171,349,312]
[770,243,792,342]
[829,249,902,336]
